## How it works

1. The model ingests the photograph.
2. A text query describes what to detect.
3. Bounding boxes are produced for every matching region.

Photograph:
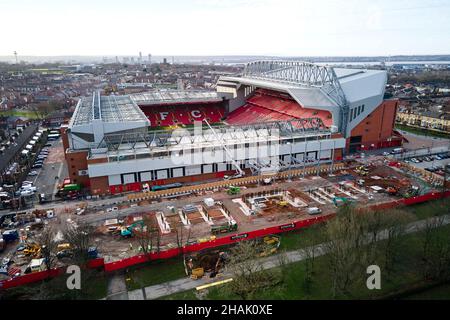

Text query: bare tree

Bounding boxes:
[135,216,159,254]
[421,216,450,281]
[380,210,413,275]
[63,222,95,264]
[35,225,58,271]
[324,205,371,298]
[226,240,279,300]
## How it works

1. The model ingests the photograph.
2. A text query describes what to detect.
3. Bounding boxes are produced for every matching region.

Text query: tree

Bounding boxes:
[299,223,324,294]
[226,240,279,300]
[323,205,371,298]
[35,225,58,271]
[134,216,159,254]
[379,209,413,275]
[421,216,450,281]
[63,222,95,265]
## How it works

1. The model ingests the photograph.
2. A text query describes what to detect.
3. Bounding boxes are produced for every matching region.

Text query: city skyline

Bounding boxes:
[1,0,450,57]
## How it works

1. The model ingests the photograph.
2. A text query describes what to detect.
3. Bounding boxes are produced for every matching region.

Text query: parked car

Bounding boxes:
[28,171,38,176]
[32,164,42,169]
[382,152,390,156]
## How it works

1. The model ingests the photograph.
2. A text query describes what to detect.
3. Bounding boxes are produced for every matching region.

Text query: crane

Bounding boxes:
[203,119,245,178]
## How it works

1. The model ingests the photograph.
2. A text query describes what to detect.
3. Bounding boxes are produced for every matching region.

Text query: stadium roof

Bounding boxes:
[218,60,387,108]
[71,92,148,126]
[130,90,222,105]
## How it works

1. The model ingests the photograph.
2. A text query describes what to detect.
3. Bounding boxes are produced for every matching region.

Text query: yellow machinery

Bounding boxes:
[190,268,205,280]
[260,235,281,257]
[57,243,71,252]
[355,166,369,176]
[278,200,288,207]
[24,243,41,258]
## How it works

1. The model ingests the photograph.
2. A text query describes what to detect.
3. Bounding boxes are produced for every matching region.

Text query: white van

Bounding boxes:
[391,148,404,154]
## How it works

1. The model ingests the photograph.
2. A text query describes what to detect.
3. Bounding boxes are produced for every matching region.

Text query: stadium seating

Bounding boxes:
[140,103,225,127]
[226,89,333,127]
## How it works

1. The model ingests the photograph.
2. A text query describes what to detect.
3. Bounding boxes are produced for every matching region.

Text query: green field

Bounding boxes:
[0,109,43,119]
[396,123,450,139]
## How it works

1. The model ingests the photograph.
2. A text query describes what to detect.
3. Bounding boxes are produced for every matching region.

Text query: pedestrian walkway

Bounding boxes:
[106,273,129,300]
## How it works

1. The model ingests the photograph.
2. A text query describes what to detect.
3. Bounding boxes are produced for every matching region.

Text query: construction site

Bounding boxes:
[1,154,449,284]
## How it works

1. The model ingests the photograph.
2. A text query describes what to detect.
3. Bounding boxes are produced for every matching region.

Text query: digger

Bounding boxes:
[23,243,41,258]
[184,250,228,280]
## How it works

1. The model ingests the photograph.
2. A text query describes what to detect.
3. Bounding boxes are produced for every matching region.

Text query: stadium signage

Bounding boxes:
[279,223,295,230]
[230,233,248,241]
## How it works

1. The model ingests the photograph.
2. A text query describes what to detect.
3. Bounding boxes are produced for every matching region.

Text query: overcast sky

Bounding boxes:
[1,0,449,57]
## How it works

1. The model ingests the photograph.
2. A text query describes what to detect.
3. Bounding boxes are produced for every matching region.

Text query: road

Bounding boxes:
[31,138,68,199]
[121,214,450,300]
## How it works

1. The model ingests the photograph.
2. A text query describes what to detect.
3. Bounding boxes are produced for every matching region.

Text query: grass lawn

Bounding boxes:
[125,257,186,291]
[0,269,108,300]
[403,197,450,220]
[395,124,450,139]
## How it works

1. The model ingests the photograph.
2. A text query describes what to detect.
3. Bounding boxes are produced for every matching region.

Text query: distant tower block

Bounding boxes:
[13,51,18,64]
[139,51,142,64]
[115,56,119,64]
[148,54,152,64]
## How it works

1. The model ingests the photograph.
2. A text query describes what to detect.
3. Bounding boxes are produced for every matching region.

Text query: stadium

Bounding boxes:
[61,60,402,195]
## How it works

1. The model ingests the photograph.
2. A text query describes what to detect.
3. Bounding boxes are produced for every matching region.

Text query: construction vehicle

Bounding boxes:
[120,220,145,237]
[227,186,241,195]
[402,186,420,199]
[211,220,238,235]
[278,200,288,207]
[332,197,355,207]
[23,243,42,258]
[184,250,228,280]
[355,166,369,176]
[386,187,398,195]
[259,235,281,257]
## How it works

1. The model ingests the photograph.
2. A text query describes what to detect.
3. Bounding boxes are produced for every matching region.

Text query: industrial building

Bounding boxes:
[61,61,401,195]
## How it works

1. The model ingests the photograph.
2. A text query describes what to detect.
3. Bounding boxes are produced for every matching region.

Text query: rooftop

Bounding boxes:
[130,90,221,105]
[71,92,148,126]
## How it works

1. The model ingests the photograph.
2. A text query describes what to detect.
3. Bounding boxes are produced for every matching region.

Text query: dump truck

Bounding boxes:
[211,220,238,235]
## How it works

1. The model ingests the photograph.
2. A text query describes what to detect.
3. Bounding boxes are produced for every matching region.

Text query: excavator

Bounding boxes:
[120,220,145,238]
